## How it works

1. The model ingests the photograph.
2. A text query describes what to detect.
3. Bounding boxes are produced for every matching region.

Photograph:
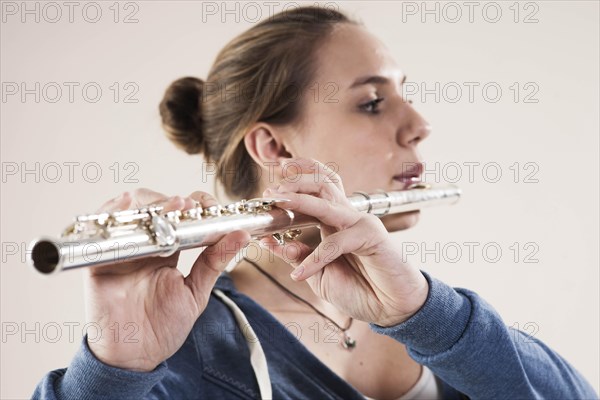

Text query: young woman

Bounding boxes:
[33,6,597,400]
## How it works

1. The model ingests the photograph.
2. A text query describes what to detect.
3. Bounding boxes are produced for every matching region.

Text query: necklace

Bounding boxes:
[243,257,357,350]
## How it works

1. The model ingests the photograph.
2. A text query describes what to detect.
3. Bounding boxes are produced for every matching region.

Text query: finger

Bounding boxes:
[289,227,366,281]
[155,196,188,213]
[96,192,133,213]
[178,190,219,212]
[262,190,360,231]
[130,187,193,214]
[129,188,171,209]
[96,189,182,214]
[88,249,182,277]
[267,174,344,204]
[258,236,313,267]
[185,230,251,306]
[188,191,219,208]
[281,158,344,192]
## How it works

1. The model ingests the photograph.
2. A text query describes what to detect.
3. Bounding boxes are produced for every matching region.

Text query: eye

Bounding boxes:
[359,97,385,114]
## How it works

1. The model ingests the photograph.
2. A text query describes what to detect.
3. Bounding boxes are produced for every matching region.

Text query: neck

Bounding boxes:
[232,227,348,321]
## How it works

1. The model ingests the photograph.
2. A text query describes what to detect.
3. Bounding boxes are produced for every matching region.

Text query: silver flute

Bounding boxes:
[28,183,461,275]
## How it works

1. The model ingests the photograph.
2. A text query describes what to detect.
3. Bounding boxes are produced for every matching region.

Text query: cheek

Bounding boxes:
[339,153,394,193]
[294,116,345,161]
[321,156,393,197]
[297,110,394,191]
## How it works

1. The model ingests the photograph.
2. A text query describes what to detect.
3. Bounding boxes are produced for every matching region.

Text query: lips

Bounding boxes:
[393,163,424,189]
[393,175,422,189]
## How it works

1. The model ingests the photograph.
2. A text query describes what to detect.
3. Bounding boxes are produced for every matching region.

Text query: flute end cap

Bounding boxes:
[29,239,61,275]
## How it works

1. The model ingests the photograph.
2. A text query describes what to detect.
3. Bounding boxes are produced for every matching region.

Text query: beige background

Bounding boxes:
[1,1,598,397]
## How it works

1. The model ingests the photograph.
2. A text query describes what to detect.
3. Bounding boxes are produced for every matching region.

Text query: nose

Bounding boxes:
[396,103,431,147]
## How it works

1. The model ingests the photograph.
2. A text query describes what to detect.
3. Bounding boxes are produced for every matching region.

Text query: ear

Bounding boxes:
[244,123,294,170]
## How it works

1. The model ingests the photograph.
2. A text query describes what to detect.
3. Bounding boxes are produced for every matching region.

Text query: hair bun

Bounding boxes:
[159,76,205,155]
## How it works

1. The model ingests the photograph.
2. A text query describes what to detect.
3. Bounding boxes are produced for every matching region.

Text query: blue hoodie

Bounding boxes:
[33,271,598,399]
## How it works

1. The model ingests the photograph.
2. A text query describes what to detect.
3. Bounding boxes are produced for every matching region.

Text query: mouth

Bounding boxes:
[393,175,423,189]
[393,163,424,189]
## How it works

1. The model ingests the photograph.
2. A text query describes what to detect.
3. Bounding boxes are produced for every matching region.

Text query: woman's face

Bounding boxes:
[288,23,431,231]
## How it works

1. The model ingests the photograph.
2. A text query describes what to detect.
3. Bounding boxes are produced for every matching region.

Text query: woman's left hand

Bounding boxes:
[260,158,429,327]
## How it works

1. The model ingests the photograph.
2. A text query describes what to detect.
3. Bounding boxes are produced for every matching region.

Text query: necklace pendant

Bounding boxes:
[342,333,357,350]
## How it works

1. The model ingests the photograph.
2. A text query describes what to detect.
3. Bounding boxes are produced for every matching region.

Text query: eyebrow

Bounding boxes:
[349,74,407,90]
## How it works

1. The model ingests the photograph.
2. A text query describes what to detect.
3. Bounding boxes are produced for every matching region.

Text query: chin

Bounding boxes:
[380,210,420,232]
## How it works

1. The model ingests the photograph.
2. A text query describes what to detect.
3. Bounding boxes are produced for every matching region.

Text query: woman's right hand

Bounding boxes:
[84,189,250,372]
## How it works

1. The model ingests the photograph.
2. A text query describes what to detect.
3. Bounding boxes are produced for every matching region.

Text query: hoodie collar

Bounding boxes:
[214,271,236,293]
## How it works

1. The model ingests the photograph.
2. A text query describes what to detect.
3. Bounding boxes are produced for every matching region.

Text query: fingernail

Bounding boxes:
[290,265,304,280]
[264,187,280,195]
[170,195,182,203]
